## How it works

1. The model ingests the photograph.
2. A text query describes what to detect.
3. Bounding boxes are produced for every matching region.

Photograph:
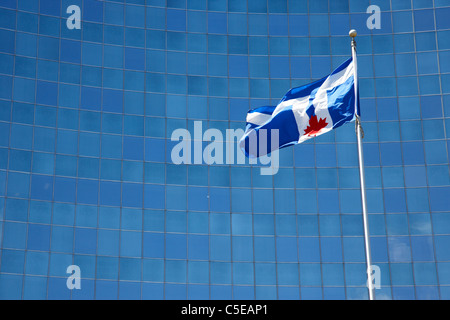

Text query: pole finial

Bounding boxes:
[349,29,357,38]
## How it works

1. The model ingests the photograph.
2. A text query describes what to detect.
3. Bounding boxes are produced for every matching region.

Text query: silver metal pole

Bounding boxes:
[349,29,375,300]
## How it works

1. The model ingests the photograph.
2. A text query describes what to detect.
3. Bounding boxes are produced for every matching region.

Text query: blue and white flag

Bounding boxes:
[240,57,358,158]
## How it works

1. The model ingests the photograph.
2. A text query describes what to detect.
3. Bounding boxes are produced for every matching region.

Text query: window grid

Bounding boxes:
[0,0,449,300]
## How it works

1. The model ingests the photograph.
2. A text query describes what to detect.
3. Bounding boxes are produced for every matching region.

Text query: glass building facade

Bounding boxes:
[0,0,449,300]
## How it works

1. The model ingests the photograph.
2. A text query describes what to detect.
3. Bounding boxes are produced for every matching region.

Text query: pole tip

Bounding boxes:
[349,29,357,38]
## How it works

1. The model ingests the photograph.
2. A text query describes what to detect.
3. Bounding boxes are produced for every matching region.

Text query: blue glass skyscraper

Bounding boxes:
[0,0,449,300]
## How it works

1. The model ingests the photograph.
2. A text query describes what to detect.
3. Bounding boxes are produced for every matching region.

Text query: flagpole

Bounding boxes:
[349,29,375,300]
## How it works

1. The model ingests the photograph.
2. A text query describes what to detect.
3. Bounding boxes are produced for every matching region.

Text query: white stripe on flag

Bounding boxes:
[246,112,272,126]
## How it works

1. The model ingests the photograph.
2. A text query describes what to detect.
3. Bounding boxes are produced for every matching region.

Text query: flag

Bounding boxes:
[240,57,357,158]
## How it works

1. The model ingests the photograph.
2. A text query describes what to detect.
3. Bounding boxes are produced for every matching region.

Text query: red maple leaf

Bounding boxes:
[304,115,328,136]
